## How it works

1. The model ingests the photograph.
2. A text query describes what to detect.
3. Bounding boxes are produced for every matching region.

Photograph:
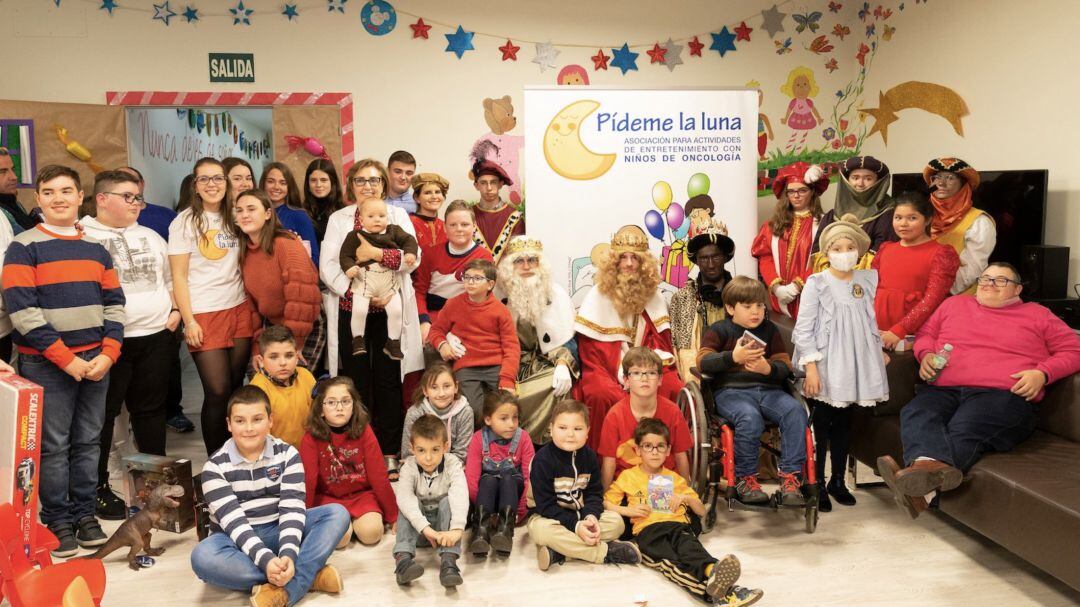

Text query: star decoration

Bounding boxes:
[327,0,346,13]
[610,43,639,75]
[531,42,560,72]
[182,5,198,22]
[53,0,61,6]
[153,1,176,25]
[734,21,753,41]
[499,39,520,61]
[444,25,475,59]
[710,27,737,57]
[661,38,683,72]
[410,18,431,39]
[646,43,667,64]
[282,3,298,20]
[761,4,788,39]
[230,1,253,25]
[688,36,705,56]
[99,0,118,16]
[591,48,610,70]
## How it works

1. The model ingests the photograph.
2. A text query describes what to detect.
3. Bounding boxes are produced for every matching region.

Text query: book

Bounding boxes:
[739,329,767,350]
[647,474,675,514]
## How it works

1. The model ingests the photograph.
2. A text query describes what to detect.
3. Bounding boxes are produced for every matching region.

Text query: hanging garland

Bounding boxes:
[175,108,270,160]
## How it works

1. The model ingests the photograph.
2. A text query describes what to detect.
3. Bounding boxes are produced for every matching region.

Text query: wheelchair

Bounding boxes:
[679,373,820,534]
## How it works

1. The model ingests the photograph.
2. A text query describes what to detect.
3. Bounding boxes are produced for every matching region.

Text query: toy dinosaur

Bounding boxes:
[81,483,185,570]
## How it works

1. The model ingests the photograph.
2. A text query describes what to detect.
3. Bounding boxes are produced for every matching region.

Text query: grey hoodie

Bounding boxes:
[400,396,474,463]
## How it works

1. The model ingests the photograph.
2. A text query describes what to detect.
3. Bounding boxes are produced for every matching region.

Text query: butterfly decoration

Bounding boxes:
[832,23,850,40]
[882,25,896,40]
[856,42,870,66]
[792,11,822,33]
[881,8,893,19]
[899,2,905,9]
[806,35,834,54]
[828,1,842,12]
[774,37,793,55]
[873,5,884,18]
[858,2,871,21]
[866,24,876,37]
[825,58,839,73]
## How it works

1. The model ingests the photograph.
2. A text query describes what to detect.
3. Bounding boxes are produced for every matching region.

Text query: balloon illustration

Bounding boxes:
[665,202,685,229]
[672,221,690,240]
[652,181,673,212]
[644,210,665,239]
[687,172,710,197]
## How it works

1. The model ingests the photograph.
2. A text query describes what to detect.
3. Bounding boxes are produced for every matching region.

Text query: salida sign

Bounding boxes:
[209,53,255,83]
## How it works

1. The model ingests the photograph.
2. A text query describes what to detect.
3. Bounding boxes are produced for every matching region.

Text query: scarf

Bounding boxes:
[834,172,894,224]
[930,183,974,237]
[696,273,730,307]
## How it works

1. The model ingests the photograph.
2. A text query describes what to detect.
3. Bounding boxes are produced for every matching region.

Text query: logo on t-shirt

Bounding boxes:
[265,465,282,482]
[198,229,237,261]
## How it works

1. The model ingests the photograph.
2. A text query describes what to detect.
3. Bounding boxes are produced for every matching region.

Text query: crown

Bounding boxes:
[610,225,649,252]
[505,237,543,255]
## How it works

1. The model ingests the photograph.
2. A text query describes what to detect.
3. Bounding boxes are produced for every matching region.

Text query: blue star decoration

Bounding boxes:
[282,3,298,20]
[99,0,118,16]
[710,26,738,57]
[182,5,198,22]
[327,0,347,13]
[444,25,475,59]
[230,1,253,25]
[610,43,639,75]
[153,1,176,26]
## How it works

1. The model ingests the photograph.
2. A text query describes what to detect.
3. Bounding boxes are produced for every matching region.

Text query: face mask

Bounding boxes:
[828,250,859,272]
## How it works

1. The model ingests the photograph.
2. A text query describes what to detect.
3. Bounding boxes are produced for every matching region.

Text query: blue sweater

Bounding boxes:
[275,204,319,266]
[529,442,605,532]
[137,202,177,242]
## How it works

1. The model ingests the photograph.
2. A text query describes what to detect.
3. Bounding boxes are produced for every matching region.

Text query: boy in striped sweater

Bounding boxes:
[2,164,125,557]
[190,386,350,607]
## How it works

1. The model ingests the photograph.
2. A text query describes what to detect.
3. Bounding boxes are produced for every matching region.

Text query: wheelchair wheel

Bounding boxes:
[805,504,819,534]
[678,380,711,497]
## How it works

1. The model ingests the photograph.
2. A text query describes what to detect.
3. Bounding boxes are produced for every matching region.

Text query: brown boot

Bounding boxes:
[382,339,404,360]
[894,458,963,496]
[351,335,367,356]
[877,456,929,519]
[250,584,288,607]
[312,565,343,593]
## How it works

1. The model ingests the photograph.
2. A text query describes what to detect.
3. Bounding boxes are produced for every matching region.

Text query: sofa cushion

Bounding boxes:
[1037,373,1080,442]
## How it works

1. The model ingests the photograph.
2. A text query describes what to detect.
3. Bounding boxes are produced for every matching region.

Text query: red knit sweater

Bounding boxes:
[298,426,399,522]
[241,235,321,348]
[427,292,521,388]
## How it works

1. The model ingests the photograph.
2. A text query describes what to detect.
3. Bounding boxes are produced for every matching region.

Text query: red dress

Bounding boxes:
[410,213,447,250]
[750,212,819,318]
[298,426,399,522]
[871,240,960,337]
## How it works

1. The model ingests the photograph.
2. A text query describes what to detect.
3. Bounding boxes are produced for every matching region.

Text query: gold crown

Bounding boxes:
[505,237,543,255]
[610,225,649,253]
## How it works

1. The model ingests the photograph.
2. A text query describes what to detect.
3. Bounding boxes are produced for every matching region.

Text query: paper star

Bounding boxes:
[761,4,788,39]
[182,5,198,22]
[710,27,737,56]
[53,0,61,6]
[230,1,252,25]
[499,39,520,61]
[688,35,705,56]
[444,25,475,59]
[734,21,753,41]
[410,18,431,39]
[153,1,176,25]
[100,0,118,16]
[282,3,298,20]
[591,48,610,70]
[532,42,560,72]
[327,0,346,13]
[646,43,667,64]
[661,39,683,72]
[610,43,639,75]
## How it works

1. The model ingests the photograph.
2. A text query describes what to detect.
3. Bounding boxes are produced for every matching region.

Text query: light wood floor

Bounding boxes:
[59,354,1080,606]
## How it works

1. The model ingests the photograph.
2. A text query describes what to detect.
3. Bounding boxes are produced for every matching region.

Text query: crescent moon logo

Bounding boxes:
[543,100,616,181]
[198,229,232,261]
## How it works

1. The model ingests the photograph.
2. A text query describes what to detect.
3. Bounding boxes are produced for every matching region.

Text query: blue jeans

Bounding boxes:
[715,386,808,477]
[393,496,461,556]
[20,348,109,527]
[190,504,349,606]
[900,385,1037,471]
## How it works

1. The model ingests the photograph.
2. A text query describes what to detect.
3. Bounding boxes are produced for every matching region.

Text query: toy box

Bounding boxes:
[0,374,43,557]
[122,453,196,533]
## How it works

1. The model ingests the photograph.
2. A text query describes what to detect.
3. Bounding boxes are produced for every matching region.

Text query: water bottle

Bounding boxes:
[927,344,953,383]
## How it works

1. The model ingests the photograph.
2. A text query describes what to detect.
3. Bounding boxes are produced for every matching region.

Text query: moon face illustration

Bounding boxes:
[543,100,616,180]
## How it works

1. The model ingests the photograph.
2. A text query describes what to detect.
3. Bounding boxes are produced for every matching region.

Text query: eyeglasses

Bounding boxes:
[931,174,960,184]
[638,442,669,453]
[976,275,1019,287]
[195,175,226,186]
[104,192,146,207]
[513,256,539,267]
[323,398,354,410]
[786,187,811,197]
[626,370,661,380]
[462,274,490,284]
[352,177,383,187]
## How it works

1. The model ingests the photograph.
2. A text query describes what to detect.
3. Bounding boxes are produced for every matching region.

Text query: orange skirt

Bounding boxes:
[188,300,255,353]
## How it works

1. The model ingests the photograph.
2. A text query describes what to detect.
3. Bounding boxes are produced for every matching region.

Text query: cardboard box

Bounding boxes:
[122,453,196,533]
[0,374,44,557]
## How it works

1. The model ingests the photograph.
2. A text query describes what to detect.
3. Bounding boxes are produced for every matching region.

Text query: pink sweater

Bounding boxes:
[914,296,1080,401]
[464,428,535,522]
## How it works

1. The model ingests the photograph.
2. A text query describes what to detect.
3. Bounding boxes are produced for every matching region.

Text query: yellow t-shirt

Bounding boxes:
[604,465,698,536]
[250,367,317,448]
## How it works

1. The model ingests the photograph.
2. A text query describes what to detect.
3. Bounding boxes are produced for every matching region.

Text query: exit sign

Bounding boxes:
[209,53,255,83]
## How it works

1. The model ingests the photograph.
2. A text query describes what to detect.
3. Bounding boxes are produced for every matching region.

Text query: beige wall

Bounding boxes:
[2,0,1076,288]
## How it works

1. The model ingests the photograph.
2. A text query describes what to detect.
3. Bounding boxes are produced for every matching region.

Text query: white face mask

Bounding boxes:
[828,250,859,272]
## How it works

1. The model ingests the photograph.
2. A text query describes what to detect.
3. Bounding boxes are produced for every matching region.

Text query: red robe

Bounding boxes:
[473,201,524,262]
[750,212,819,318]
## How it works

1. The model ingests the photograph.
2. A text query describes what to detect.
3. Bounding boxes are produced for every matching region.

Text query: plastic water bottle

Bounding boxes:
[927,344,953,383]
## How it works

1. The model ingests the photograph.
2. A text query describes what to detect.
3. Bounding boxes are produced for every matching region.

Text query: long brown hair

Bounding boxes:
[302,158,344,218]
[344,158,389,204]
[185,157,237,246]
[411,361,458,407]
[235,189,294,264]
[306,376,370,441]
[768,191,824,235]
[259,161,303,209]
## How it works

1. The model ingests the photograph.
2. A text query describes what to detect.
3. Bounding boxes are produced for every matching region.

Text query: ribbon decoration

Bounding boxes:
[55,125,104,173]
[284,135,329,160]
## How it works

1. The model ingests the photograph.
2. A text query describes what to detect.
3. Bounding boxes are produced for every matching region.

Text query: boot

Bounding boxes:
[468,507,491,558]
[816,482,832,512]
[490,506,516,555]
[828,476,857,506]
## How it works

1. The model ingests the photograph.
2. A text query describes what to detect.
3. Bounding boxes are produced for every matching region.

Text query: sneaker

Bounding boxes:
[311,565,343,593]
[75,517,108,548]
[249,583,288,607]
[166,413,195,433]
[537,545,565,571]
[705,554,742,599]
[721,585,764,606]
[777,472,806,507]
[351,336,367,357]
[49,523,79,558]
[734,475,769,504]
[96,483,127,520]
[603,540,641,565]
[394,554,424,585]
[383,339,404,361]
[439,554,463,588]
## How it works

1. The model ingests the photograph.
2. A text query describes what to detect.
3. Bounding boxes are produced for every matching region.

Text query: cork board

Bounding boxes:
[272,105,343,185]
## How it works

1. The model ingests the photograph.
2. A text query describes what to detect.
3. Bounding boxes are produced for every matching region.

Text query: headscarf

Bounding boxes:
[818,213,871,258]
[835,156,894,224]
[923,157,979,236]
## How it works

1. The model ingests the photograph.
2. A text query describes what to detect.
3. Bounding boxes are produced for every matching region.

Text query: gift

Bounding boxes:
[661,241,691,288]
[123,453,196,533]
[0,375,44,559]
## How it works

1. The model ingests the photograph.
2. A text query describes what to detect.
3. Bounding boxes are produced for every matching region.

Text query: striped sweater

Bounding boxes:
[1,225,125,366]
[200,436,307,570]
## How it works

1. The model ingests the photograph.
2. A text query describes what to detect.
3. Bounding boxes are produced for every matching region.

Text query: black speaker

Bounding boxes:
[1020,245,1069,300]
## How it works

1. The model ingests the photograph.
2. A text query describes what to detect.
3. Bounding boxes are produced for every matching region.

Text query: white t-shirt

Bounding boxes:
[82,216,174,338]
[167,208,245,314]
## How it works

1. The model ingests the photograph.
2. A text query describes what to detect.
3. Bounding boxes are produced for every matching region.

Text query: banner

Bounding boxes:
[524,87,758,305]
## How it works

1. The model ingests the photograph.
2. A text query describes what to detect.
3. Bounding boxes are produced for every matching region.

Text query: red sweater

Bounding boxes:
[464,427,535,522]
[412,242,492,324]
[410,213,447,250]
[298,426,398,522]
[427,292,521,388]
[241,235,321,348]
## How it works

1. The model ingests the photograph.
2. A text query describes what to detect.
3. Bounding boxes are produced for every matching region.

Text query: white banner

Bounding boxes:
[524,87,758,306]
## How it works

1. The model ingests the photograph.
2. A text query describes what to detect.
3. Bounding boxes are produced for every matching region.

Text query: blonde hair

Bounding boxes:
[780,66,820,98]
[594,250,661,319]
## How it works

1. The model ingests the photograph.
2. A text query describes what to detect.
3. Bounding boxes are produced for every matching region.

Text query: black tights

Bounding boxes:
[193,340,251,455]
[810,401,852,483]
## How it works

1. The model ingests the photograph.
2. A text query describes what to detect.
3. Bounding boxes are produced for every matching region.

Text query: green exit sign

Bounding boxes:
[209,53,255,83]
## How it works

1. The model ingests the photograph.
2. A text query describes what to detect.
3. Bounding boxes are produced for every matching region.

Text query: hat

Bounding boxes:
[922,157,979,189]
[818,213,871,258]
[504,236,543,258]
[590,225,650,266]
[687,227,735,263]
[471,160,513,187]
[411,172,449,193]
[684,194,715,217]
[772,162,828,199]
[841,156,890,179]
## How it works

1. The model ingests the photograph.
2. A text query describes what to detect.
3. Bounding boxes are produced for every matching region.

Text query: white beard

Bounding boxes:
[503,271,551,326]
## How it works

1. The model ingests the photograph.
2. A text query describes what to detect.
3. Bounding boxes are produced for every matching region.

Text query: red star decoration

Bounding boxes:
[499,39,520,61]
[410,17,431,39]
[592,48,610,70]
[734,21,753,41]
[646,42,667,64]
[688,36,705,56]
